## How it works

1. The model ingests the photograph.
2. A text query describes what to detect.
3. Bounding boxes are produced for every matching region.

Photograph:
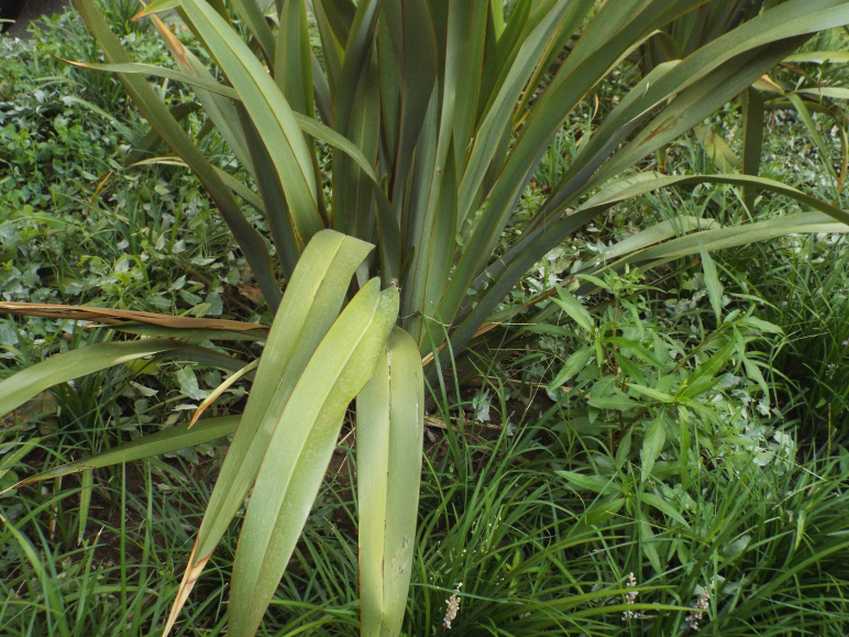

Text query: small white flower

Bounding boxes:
[622,572,642,621]
[685,587,711,632]
[442,582,462,630]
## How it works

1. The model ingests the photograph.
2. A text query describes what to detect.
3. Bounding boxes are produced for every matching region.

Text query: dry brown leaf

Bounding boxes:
[0,302,267,332]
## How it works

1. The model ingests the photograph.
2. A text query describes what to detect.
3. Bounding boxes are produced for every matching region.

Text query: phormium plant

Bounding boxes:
[2,1,849,635]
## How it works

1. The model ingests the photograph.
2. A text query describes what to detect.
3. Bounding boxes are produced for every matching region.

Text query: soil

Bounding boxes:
[2,0,70,36]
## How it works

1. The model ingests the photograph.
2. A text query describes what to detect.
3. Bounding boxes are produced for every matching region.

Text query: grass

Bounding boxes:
[2,5,849,637]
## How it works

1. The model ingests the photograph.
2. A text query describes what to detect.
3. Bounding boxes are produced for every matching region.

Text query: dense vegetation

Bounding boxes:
[2,2,849,635]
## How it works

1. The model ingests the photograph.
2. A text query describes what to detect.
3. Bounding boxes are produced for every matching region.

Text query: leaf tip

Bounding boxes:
[163,541,209,635]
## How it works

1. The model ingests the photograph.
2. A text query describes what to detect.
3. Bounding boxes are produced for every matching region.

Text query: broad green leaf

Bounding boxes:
[639,492,688,527]
[588,378,639,412]
[0,340,177,418]
[639,517,662,573]
[547,346,594,391]
[176,367,207,401]
[229,279,399,637]
[680,342,736,400]
[164,230,373,634]
[629,384,676,404]
[357,328,424,637]
[557,471,617,496]
[553,289,594,333]
[741,315,783,335]
[743,357,770,397]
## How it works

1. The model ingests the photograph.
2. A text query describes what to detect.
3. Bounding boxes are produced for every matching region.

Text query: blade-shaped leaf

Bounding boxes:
[641,416,667,482]
[175,0,323,250]
[164,230,373,634]
[229,279,399,637]
[742,87,765,210]
[700,248,724,322]
[0,340,178,418]
[7,416,240,490]
[357,327,424,637]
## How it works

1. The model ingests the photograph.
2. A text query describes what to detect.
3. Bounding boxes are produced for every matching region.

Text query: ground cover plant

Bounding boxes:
[2,1,849,635]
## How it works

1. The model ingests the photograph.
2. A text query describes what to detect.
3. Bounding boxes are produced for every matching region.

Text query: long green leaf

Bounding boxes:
[229,279,399,637]
[176,0,323,250]
[448,173,849,355]
[624,211,849,266]
[742,87,765,210]
[357,328,424,637]
[163,230,373,634]
[274,0,314,116]
[0,340,177,418]
[7,417,240,490]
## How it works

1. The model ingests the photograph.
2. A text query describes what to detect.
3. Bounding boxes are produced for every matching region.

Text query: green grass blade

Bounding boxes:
[77,469,93,544]
[0,515,72,637]
[229,279,399,637]
[357,327,424,637]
